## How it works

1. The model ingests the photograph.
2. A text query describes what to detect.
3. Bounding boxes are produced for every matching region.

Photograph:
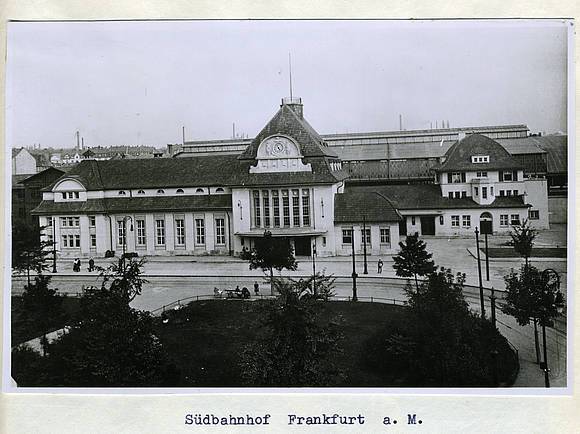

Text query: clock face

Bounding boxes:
[257,135,300,159]
[272,140,286,155]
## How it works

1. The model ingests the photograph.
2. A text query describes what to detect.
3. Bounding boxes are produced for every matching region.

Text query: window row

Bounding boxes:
[253,189,310,228]
[116,217,226,247]
[341,228,390,245]
[500,214,521,227]
[471,155,490,163]
[61,191,80,200]
[448,191,467,199]
[474,186,493,199]
[498,189,519,197]
[62,234,80,248]
[450,215,471,228]
[59,216,96,227]
[117,187,225,196]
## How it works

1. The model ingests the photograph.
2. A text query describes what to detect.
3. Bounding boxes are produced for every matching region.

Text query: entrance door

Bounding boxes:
[420,216,436,235]
[398,220,407,236]
[294,237,312,256]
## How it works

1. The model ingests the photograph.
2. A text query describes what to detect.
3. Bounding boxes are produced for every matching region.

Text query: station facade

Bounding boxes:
[32,98,549,258]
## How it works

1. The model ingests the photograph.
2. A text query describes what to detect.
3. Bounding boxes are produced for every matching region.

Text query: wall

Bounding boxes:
[548,196,567,224]
[12,150,37,175]
[333,222,399,256]
[524,178,550,229]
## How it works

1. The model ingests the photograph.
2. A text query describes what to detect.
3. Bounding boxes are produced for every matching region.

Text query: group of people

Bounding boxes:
[72,257,96,272]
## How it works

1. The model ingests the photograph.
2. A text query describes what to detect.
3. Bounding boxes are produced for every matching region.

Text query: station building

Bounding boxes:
[32,97,549,258]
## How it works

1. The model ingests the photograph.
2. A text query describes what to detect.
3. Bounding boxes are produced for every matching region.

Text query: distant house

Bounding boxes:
[12,148,37,175]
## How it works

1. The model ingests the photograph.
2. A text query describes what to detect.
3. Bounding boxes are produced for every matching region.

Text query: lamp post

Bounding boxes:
[52,216,57,273]
[489,287,497,329]
[474,227,485,319]
[122,216,133,271]
[362,215,368,274]
[484,231,490,281]
[351,225,358,302]
[539,268,564,388]
[312,238,317,296]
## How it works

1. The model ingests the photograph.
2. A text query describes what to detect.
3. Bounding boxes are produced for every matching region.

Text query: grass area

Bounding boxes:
[154,299,408,387]
[11,296,81,346]
[484,247,567,258]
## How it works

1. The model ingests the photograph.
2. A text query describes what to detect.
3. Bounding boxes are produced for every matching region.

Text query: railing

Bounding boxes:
[149,293,408,317]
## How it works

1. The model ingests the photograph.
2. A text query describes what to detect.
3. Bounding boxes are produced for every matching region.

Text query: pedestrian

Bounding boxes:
[254,281,260,296]
[73,258,81,272]
[88,257,95,272]
[377,258,383,274]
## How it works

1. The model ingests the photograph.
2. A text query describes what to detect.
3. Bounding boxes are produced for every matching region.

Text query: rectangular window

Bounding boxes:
[195,218,205,245]
[89,215,96,227]
[74,191,80,199]
[482,187,487,199]
[60,217,68,227]
[302,189,310,226]
[490,187,494,196]
[282,191,290,227]
[529,210,540,220]
[322,236,327,247]
[513,190,518,196]
[462,215,471,227]
[448,192,453,199]
[476,171,488,177]
[500,214,509,227]
[451,172,462,183]
[253,191,261,227]
[411,216,416,225]
[175,219,185,246]
[380,228,390,244]
[90,234,97,248]
[451,215,460,227]
[500,190,505,197]
[510,214,520,225]
[475,187,479,196]
[292,189,300,226]
[454,191,461,199]
[506,190,512,197]
[215,218,225,245]
[263,191,270,227]
[342,228,352,244]
[363,228,371,246]
[62,235,68,247]
[503,171,513,181]
[461,191,467,198]
[47,217,53,226]
[155,219,165,245]
[136,219,146,245]
[272,192,280,227]
[117,221,126,246]
[74,234,80,248]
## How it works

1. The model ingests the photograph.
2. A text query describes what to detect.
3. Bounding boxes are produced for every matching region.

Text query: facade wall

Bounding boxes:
[524,178,550,229]
[333,222,399,256]
[12,150,37,175]
[548,196,567,224]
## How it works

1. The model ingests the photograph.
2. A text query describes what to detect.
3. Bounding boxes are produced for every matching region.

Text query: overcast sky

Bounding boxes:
[6,20,569,149]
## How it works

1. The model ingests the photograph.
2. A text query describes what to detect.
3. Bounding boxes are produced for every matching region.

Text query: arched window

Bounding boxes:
[157,189,165,195]
[215,187,224,193]
[137,190,145,195]
[118,190,126,196]
[196,188,204,193]
[176,189,184,194]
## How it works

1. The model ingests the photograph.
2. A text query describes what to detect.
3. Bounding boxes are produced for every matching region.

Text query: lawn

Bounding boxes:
[154,299,517,387]
[484,247,567,258]
[11,296,81,346]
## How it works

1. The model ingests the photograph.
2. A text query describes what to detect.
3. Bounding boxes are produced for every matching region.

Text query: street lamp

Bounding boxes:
[474,227,486,319]
[539,268,565,388]
[362,215,368,274]
[52,216,57,273]
[312,238,317,296]
[122,216,134,271]
[351,225,358,302]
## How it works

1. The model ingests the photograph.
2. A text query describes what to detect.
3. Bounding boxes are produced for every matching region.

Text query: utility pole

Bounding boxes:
[475,227,486,318]
[489,287,496,328]
[485,231,490,281]
[312,239,317,296]
[362,215,368,274]
[351,226,358,302]
[52,217,57,273]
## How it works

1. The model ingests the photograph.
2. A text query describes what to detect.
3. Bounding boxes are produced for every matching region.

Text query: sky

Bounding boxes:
[6,20,570,149]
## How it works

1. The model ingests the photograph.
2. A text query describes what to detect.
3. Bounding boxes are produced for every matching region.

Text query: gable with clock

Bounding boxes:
[249,135,312,173]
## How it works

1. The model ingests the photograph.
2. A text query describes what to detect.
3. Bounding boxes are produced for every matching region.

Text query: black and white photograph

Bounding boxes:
[5,19,571,391]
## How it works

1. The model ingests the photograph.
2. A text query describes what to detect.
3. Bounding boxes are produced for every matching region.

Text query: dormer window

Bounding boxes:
[476,171,488,178]
[137,190,145,195]
[61,191,81,200]
[157,189,165,195]
[196,188,204,193]
[176,189,184,194]
[471,155,489,163]
[118,190,126,196]
[215,187,224,193]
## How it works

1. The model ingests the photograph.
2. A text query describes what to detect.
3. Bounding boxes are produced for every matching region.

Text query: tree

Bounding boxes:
[502,265,563,364]
[239,278,344,386]
[293,272,336,301]
[97,257,148,302]
[510,218,538,267]
[20,274,64,355]
[14,258,179,387]
[240,231,298,294]
[365,267,517,386]
[12,221,53,286]
[393,233,436,290]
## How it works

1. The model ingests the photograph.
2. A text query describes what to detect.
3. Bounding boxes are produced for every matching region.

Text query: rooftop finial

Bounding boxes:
[289,52,293,99]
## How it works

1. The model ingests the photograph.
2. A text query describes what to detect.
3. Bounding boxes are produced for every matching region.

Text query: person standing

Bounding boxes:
[88,257,95,272]
[377,258,383,274]
[254,281,260,296]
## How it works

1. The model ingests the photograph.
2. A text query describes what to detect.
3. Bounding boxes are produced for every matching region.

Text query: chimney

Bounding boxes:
[281,97,303,118]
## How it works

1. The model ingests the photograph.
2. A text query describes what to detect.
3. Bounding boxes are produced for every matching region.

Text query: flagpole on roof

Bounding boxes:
[289,52,293,99]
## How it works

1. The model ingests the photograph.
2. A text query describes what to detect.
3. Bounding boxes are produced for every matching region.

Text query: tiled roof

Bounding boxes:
[31,194,231,215]
[435,134,523,172]
[334,190,401,223]
[347,184,528,210]
[238,104,337,160]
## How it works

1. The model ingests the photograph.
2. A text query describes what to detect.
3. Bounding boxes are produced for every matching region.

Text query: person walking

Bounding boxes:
[88,257,95,272]
[377,258,383,274]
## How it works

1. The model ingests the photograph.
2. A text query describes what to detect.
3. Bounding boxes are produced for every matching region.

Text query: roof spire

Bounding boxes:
[289,52,293,99]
